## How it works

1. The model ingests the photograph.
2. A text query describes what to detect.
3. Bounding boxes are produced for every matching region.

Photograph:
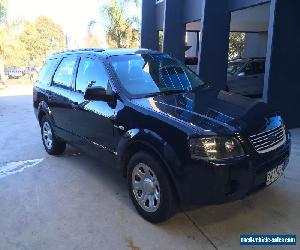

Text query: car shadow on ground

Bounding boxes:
[59,144,298,239]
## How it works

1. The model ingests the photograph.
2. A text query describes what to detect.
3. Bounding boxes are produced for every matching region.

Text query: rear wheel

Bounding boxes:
[127,151,176,223]
[41,116,66,155]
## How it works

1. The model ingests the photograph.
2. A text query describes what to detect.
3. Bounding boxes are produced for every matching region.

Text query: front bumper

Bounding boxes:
[175,133,291,210]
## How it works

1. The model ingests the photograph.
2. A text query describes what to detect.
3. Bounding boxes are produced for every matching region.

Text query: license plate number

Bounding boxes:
[266,164,285,186]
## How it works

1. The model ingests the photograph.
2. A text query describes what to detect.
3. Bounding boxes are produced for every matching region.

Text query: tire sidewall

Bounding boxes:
[41,116,54,153]
[127,151,175,223]
[40,116,65,155]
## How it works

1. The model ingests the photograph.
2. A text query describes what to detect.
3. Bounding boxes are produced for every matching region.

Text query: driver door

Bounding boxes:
[71,56,117,165]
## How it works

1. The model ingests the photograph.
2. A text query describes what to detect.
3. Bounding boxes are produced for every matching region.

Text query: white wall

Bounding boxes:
[243,32,268,58]
[185,32,198,57]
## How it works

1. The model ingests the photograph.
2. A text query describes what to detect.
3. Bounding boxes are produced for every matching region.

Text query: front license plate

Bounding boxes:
[266,163,285,186]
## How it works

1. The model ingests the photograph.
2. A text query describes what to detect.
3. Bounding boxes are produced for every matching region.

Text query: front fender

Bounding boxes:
[117,128,183,178]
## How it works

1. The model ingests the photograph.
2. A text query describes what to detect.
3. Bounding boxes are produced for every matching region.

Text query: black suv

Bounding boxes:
[33,48,291,223]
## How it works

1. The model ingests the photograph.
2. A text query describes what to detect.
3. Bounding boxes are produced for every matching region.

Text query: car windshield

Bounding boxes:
[227,61,246,75]
[110,54,206,97]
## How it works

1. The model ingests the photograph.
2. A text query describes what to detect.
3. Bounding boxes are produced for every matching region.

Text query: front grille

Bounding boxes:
[249,125,286,154]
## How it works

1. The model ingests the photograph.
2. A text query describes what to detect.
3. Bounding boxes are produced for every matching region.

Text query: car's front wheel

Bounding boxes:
[127,151,176,223]
[41,116,66,155]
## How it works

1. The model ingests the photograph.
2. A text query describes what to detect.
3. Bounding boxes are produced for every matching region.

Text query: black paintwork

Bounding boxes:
[33,49,291,209]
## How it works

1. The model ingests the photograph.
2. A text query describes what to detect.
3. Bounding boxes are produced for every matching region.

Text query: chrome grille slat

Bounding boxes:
[250,129,283,143]
[249,125,286,154]
[256,135,284,150]
[249,127,280,138]
[249,125,281,138]
[251,132,284,146]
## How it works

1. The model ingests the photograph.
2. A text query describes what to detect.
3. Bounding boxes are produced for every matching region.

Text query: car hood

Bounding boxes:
[131,88,276,136]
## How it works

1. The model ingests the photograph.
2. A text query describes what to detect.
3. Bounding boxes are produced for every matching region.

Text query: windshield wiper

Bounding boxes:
[160,89,190,95]
[145,89,189,97]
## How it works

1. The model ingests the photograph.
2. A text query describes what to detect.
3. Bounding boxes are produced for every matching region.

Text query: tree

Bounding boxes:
[228,32,245,59]
[19,16,65,66]
[0,0,8,83]
[0,0,7,24]
[84,20,101,48]
[2,20,28,67]
[35,16,65,57]
[101,0,140,48]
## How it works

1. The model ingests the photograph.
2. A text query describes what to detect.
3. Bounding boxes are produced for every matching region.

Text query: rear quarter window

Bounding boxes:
[52,56,77,89]
[36,58,61,86]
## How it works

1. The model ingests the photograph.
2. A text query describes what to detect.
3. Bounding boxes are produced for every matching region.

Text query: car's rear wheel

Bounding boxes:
[41,116,66,155]
[127,151,176,223]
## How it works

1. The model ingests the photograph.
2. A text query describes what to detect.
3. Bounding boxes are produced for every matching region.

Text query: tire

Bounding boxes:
[127,151,176,223]
[41,116,66,155]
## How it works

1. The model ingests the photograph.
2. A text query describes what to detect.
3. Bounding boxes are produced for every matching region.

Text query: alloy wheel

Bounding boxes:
[132,163,161,213]
[42,121,53,149]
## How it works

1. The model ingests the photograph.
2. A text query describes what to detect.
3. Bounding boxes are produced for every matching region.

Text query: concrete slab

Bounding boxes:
[0,86,299,249]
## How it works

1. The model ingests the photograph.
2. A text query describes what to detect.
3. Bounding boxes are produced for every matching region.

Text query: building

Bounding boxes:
[141,0,300,128]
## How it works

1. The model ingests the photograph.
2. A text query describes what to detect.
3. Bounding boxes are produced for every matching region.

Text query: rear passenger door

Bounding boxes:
[48,55,78,141]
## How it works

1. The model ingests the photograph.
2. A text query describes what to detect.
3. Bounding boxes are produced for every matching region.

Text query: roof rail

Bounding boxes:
[53,48,105,55]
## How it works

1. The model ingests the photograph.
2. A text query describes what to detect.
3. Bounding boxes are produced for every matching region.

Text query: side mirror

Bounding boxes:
[238,71,245,77]
[84,86,114,102]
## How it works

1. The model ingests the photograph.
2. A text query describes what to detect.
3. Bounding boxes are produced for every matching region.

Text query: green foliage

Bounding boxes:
[19,16,65,66]
[228,32,245,59]
[158,31,164,52]
[0,16,65,68]
[102,0,140,48]
[0,0,7,24]
[0,0,7,76]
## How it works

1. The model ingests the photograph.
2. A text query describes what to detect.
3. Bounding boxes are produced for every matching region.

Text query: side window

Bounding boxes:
[244,63,255,76]
[52,57,77,89]
[37,58,60,85]
[244,62,265,76]
[252,61,265,74]
[76,57,109,94]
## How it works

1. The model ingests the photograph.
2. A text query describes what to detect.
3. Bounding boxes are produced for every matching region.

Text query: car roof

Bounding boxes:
[49,48,161,60]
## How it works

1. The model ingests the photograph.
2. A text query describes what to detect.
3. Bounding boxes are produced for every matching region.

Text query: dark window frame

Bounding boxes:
[75,55,111,94]
[243,60,265,76]
[37,58,61,86]
[51,55,79,91]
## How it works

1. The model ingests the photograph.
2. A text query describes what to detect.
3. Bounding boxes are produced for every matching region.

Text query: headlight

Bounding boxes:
[189,137,245,160]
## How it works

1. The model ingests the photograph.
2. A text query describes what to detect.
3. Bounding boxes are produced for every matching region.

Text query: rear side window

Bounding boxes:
[252,61,265,74]
[52,57,77,89]
[75,57,109,94]
[36,58,60,86]
[245,61,265,75]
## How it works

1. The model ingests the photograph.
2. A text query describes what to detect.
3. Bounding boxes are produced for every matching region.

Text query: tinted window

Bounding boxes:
[37,58,60,85]
[245,61,265,75]
[252,61,265,74]
[227,61,246,75]
[53,57,77,89]
[110,54,205,97]
[76,58,109,94]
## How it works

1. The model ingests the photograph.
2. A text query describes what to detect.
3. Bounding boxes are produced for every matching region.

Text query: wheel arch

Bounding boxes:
[117,129,183,203]
[37,101,53,126]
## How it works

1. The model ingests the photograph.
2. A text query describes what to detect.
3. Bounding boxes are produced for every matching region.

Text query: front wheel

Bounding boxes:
[41,116,66,155]
[127,151,176,223]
